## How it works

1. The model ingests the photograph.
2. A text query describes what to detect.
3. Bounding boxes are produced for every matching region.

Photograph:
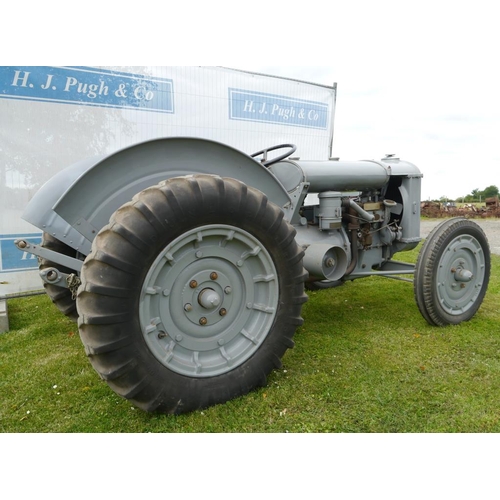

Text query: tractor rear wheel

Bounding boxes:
[39,233,78,322]
[414,217,490,326]
[77,175,307,414]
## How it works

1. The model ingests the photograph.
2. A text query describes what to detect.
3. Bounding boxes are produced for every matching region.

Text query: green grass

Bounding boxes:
[2,245,500,433]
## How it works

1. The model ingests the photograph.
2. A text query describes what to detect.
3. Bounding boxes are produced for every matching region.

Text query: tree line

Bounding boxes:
[437,185,499,204]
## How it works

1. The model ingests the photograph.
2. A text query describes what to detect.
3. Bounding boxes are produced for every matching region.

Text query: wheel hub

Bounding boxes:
[180,268,234,327]
[139,224,278,377]
[198,288,221,309]
[436,234,485,314]
[453,267,473,283]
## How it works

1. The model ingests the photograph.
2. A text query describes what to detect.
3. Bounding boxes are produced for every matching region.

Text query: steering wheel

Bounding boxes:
[250,144,297,167]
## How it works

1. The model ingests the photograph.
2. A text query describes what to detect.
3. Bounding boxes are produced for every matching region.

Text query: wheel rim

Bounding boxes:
[139,224,279,377]
[435,233,487,316]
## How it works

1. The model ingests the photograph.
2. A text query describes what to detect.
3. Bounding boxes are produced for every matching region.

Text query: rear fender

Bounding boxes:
[22,137,291,255]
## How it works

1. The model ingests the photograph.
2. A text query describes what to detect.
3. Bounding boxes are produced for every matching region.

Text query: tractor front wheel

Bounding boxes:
[414,217,490,326]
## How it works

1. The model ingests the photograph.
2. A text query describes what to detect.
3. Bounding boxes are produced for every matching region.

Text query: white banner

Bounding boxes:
[0,66,336,295]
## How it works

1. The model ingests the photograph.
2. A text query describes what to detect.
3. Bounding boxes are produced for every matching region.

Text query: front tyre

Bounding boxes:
[414,217,490,326]
[77,175,307,414]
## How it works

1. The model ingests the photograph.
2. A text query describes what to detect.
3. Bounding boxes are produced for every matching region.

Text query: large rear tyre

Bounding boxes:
[414,217,490,326]
[77,175,307,414]
[39,233,78,322]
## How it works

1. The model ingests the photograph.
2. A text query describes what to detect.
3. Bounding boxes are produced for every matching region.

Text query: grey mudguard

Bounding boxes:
[22,137,291,256]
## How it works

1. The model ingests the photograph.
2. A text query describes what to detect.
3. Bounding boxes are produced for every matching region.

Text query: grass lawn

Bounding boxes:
[1,243,499,433]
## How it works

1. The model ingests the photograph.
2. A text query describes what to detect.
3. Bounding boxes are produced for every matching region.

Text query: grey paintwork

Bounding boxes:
[20,137,424,283]
[23,137,291,256]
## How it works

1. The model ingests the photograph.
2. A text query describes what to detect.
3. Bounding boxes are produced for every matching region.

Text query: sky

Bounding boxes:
[244,63,499,202]
[195,0,499,202]
[4,1,499,204]
[236,3,500,202]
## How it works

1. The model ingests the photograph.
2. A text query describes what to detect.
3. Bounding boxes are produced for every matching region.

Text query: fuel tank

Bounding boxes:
[269,157,422,193]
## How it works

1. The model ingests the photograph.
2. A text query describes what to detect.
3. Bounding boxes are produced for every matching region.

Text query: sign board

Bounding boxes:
[0,66,336,296]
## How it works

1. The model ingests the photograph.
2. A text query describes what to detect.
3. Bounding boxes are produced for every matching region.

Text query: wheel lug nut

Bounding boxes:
[189,280,198,288]
[199,317,207,325]
[219,308,227,316]
[157,331,167,339]
[184,303,192,312]
[224,286,232,294]
[210,272,218,280]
